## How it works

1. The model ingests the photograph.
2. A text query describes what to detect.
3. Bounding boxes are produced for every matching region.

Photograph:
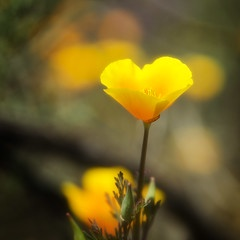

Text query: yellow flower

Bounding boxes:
[49,40,144,91]
[101,57,193,123]
[62,167,134,234]
[62,167,165,234]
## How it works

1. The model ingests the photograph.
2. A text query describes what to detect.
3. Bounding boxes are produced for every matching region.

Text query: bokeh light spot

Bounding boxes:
[185,54,225,101]
[98,8,143,43]
[174,126,221,174]
[48,40,144,91]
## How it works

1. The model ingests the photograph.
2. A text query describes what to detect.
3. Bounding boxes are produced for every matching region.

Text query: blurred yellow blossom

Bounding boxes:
[62,167,164,234]
[49,40,144,91]
[62,167,133,234]
[101,57,193,123]
[185,54,225,101]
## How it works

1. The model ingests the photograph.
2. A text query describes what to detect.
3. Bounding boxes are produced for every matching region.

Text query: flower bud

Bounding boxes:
[120,183,134,222]
[145,177,156,202]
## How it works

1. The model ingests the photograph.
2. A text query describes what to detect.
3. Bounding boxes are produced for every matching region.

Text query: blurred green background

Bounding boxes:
[1,0,240,239]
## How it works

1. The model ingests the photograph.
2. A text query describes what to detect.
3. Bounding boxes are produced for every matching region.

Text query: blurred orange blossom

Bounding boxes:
[101,57,193,123]
[62,167,164,234]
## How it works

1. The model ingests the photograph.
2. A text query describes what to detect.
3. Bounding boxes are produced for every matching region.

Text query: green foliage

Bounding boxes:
[113,171,128,206]
[0,0,58,48]
[0,0,59,87]
[69,171,161,240]
[68,214,86,240]
[120,183,134,223]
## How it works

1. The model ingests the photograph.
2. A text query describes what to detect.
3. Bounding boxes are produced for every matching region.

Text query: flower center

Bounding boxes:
[143,88,159,98]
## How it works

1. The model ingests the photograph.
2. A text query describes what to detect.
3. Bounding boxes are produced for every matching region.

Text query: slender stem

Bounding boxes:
[137,122,151,200]
[133,121,151,240]
[122,221,128,240]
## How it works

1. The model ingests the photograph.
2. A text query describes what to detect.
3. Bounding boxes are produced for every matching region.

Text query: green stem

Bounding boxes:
[137,122,151,199]
[133,121,151,240]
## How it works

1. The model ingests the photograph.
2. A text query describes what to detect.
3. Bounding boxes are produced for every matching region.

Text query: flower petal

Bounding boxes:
[104,88,168,122]
[82,167,134,191]
[161,84,193,112]
[101,59,142,90]
[62,182,117,234]
[62,183,92,220]
[142,57,193,96]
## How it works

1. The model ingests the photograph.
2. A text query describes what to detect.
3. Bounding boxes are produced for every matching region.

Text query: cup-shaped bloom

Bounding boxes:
[101,57,193,123]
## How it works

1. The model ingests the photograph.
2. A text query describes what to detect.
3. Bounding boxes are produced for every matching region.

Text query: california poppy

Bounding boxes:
[101,57,193,123]
[62,167,164,234]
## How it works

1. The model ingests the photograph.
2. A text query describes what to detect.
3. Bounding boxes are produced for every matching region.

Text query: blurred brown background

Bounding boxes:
[1,0,240,239]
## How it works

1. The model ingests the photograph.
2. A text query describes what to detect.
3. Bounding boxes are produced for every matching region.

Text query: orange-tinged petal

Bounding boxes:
[62,183,96,222]
[101,59,142,90]
[62,182,117,233]
[104,88,168,122]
